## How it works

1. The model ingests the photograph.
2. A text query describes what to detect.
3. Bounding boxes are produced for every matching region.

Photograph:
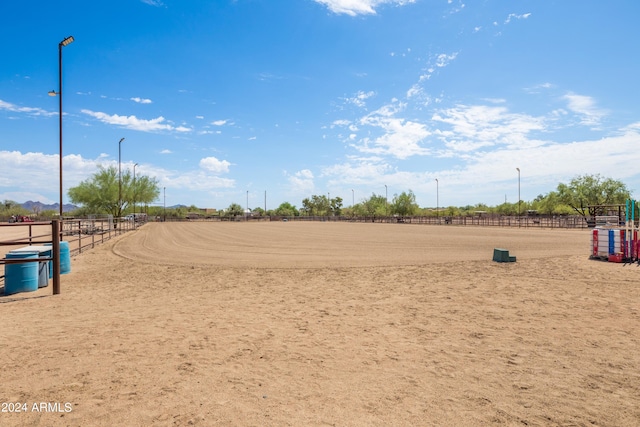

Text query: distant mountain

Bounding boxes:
[21,200,78,213]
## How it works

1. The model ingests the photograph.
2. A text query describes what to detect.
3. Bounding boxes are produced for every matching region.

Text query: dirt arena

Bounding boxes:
[1,222,639,426]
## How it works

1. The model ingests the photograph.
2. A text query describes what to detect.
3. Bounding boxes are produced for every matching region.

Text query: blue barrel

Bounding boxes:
[44,241,71,275]
[4,252,39,295]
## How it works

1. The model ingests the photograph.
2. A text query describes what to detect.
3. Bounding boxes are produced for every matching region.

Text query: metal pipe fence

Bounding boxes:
[268,214,589,228]
[1,217,144,294]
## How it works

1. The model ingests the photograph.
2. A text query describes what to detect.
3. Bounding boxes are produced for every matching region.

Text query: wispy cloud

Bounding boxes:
[314,0,416,16]
[505,12,532,24]
[417,52,458,83]
[131,97,152,104]
[286,169,315,194]
[322,156,391,185]
[140,0,164,6]
[81,109,192,133]
[562,93,607,127]
[343,91,376,108]
[0,99,56,117]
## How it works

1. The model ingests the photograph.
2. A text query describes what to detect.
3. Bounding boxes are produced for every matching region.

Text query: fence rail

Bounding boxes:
[229,214,591,228]
[1,218,143,294]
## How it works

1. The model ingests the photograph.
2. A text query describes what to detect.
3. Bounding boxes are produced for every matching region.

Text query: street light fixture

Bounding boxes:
[133,163,139,218]
[118,137,125,218]
[48,35,74,218]
[516,167,521,227]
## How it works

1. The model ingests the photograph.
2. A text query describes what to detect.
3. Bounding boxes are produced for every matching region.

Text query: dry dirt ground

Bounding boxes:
[0,222,638,426]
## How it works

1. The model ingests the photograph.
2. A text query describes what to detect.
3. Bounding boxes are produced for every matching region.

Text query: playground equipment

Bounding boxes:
[590,199,639,263]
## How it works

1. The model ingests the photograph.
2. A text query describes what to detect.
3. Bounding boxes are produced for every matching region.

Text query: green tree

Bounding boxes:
[390,190,419,216]
[68,166,160,218]
[557,174,631,218]
[532,191,561,215]
[495,202,517,215]
[362,194,387,216]
[301,195,331,216]
[330,196,343,216]
[274,202,299,216]
[1,200,30,218]
[225,203,244,217]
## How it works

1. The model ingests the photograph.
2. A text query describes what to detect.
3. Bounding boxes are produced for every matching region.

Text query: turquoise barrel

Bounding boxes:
[44,241,71,275]
[4,252,39,295]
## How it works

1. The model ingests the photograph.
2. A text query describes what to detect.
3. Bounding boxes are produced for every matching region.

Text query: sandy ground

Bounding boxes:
[0,221,638,426]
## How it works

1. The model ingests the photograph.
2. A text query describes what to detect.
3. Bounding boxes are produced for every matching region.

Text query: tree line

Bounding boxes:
[234,174,634,219]
[1,171,634,221]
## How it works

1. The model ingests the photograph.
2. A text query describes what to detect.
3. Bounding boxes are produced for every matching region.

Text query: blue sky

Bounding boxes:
[2,0,640,210]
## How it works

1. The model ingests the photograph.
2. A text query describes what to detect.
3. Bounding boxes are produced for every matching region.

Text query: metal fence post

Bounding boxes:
[52,219,61,295]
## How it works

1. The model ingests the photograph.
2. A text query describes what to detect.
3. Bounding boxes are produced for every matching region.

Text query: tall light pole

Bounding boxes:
[133,163,139,217]
[246,190,249,219]
[163,187,166,222]
[118,137,125,217]
[516,167,521,227]
[48,35,74,218]
[435,178,439,225]
[384,184,388,217]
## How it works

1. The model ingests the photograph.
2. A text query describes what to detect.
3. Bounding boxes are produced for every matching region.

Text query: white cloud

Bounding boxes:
[417,52,458,83]
[332,119,352,127]
[131,97,152,104]
[0,150,237,205]
[286,169,315,194]
[353,101,431,159]
[199,157,231,174]
[344,90,376,108]
[167,174,235,191]
[562,93,607,127]
[431,104,545,153]
[314,0,415,16]
[212,119,228,126]
[505,13,532,24]
[462,129,640,195]
[0,151,111,201]
[435,52,458,68]
[81,110,192,133]
[0,99,56,117]
[140,0,164,6]
[406,84,422,99]
[322,157,391,184]
[160,149,172,154]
